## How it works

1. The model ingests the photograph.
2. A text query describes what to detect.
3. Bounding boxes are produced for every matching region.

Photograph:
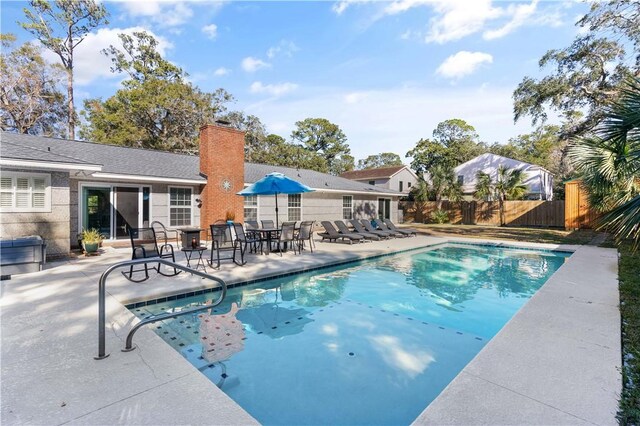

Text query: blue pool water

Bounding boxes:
[133,243,570,425]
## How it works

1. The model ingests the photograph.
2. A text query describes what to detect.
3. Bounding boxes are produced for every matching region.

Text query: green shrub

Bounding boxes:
[430,209,449,224]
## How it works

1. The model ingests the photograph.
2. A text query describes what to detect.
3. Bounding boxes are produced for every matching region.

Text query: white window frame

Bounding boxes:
[243,194,259,222]
[0,171,51,213]
[168,186,194,227]
[287,193,302,222]
[342,195,353,220]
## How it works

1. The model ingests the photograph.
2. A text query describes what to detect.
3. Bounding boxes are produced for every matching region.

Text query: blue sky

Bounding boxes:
[1,0,589,161]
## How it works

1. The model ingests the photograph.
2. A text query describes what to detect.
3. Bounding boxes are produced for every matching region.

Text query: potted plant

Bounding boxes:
[81,228,103,255]
[225,210,236,224]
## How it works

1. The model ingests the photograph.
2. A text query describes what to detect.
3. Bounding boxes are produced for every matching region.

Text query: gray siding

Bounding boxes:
[389,169,417,194]
[1,169,70,257]
[248,192,398,224]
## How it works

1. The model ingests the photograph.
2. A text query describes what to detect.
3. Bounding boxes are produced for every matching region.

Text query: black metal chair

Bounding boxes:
[209,223,243,268]
[261,220,275,229]
[244,221,264,253]
[150,221,180,248]
[296,221,315,252]
[233,222,260,260]
[125,227,180,282]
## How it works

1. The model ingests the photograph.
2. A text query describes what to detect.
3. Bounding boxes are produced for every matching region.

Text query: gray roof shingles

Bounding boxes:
[1,132,399,194]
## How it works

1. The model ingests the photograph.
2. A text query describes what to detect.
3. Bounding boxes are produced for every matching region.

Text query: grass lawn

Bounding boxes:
[409,223,598,245]
[618,245,640,424]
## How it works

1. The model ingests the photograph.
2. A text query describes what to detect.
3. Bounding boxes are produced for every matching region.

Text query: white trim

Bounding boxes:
[92,172,205,185]
[1,158,102,171]
[78,182,113,240]
[389,166,419,180]
[287,193,303,222]
[168,185,194,227]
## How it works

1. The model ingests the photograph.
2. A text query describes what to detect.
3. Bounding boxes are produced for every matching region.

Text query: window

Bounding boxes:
[244,195,258,221]
[0,172,50,212]
[457,175,464,185]
[342,196,353,220]
[407,182,412,188]
[288,194,301,221]
[169,187,192,227]
[399,181,404,192]
[368,180,375,186]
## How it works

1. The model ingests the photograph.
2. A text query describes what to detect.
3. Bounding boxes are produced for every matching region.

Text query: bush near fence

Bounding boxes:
[400,200,566,228]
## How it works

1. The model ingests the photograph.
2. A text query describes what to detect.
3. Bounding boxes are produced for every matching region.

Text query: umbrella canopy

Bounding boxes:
[237,172,314,226]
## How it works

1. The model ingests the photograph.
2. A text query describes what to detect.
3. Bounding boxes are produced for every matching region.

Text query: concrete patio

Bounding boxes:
[1,235,620,425]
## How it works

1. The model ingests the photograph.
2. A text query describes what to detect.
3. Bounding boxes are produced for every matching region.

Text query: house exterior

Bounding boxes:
[340,165,418,194]
[0,125,401,257]
[454,153,554,201]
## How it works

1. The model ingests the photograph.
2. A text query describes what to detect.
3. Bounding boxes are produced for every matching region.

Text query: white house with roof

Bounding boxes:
[0,126,402,257]
[454,153,554,201]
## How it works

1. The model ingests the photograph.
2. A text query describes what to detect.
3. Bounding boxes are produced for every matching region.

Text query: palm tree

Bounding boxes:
[410,179,430,223]
[569,78,640,245]
[429,164,463,209]
[474,171,493,201]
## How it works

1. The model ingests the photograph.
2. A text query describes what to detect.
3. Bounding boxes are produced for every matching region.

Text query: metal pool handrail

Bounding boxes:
[95,258,227,360]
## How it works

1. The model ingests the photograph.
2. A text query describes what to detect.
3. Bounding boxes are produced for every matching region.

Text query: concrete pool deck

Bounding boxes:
[0,235,620,425]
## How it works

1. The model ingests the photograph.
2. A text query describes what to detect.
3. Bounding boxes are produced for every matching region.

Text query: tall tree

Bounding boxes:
[251,134,328,171]
[428,164,463,209]
[0,34,66,136]
[513,1,640,139]
[357,152,403,170]
[21,0,109,139]
[569,78,640,246]
[291,118,354,175]
[80,31,232,152]
[407,119,486,175]
[223,111,267,162]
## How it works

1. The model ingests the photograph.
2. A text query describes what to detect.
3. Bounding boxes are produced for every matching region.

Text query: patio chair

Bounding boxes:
[360,220,395,238]
[125,227,180,282]
[231,223,253,264]
[150,220,180,248]
[209,223,242,268]
[383,219,417,237]
[261,220,275,229]
[373,219,405,238]
[319,221,364,244]
[246,220,260,230]
[276,222,298,256]
[336,220,380,241]
[350,219,389,239]
[296,221,315,252]
[243,222,264,254]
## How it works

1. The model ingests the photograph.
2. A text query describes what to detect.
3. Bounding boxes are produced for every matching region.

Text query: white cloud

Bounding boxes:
[202,24,218,40]
[250,81,298,97]
[214,67,230,76]
[241,57,271,72]
[425,0,503,44]
[42,26,172,87]
[332,0,370,15]
[436,51,493,79]
[241,84,542,161]
[483,0,538,40]
[344,92,369,104]
[117,1,195,27]
[379,0,557,44]
[266,40,299,59]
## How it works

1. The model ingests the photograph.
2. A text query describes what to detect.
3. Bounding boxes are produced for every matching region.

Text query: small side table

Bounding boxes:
[181,246,207,273]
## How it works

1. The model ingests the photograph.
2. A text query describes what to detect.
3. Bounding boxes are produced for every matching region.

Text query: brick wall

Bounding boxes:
[199,124,246,229]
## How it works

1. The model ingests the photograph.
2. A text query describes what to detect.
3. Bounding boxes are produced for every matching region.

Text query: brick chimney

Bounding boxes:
[199,123,245,230]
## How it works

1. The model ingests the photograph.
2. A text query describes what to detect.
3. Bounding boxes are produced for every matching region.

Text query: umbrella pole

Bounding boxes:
[275,193,279,228]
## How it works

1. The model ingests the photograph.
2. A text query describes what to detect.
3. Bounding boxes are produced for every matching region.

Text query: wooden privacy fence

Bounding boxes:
[564,180,599,229]
[401,200,566,228]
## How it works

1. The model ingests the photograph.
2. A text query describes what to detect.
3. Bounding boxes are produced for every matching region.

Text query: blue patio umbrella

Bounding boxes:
[237,172,314,227]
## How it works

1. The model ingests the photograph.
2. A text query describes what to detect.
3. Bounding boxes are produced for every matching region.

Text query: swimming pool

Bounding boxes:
[132,243,570,425]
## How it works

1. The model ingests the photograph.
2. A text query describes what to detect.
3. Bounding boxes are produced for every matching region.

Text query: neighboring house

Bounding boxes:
[0,126,401,257]
[454,153,554,201]
[340,165,418,194]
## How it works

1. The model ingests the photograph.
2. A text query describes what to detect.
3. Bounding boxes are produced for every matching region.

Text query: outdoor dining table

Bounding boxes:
[258,227,281,255]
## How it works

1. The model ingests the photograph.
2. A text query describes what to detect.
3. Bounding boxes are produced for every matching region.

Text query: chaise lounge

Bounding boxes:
[319,221,364,244]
